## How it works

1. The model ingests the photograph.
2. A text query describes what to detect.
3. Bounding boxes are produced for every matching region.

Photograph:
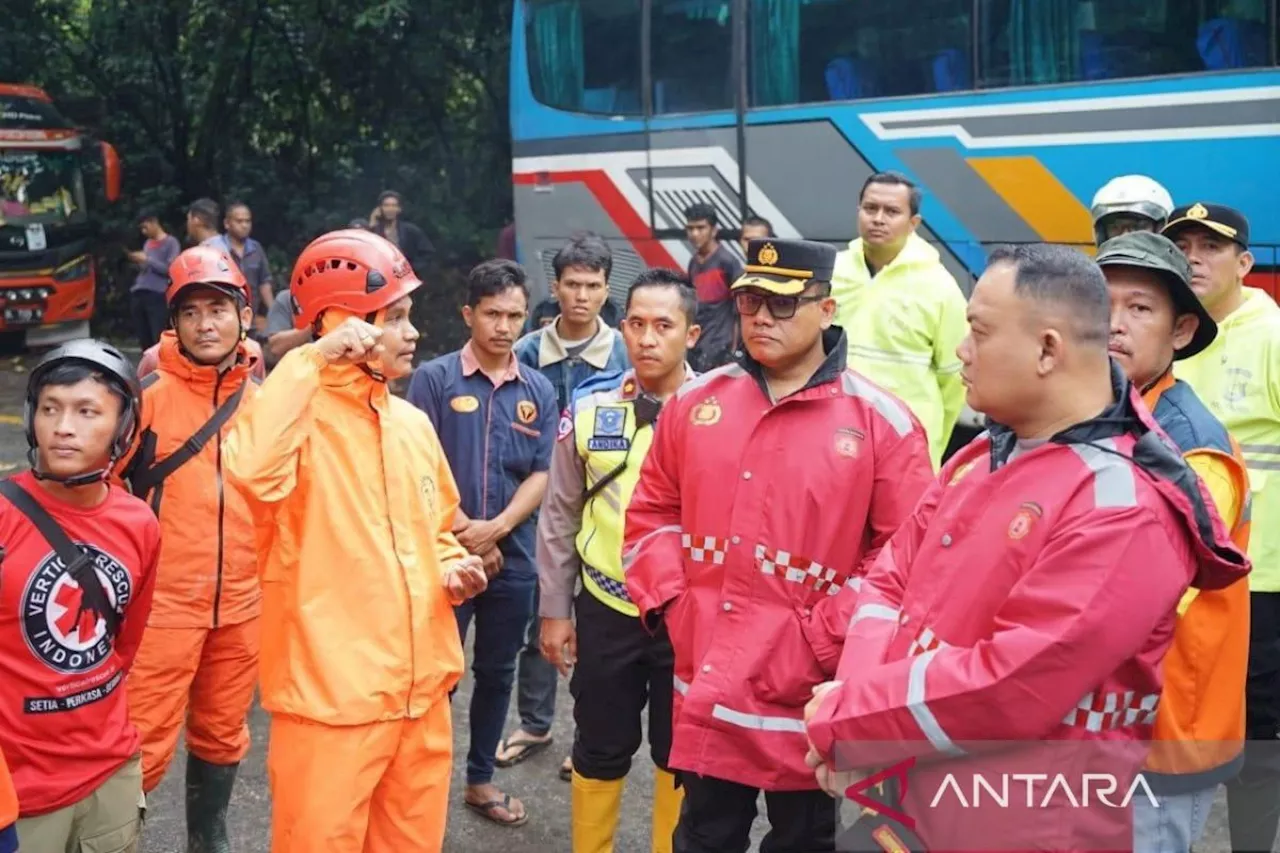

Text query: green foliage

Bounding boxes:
[0,0,513,357]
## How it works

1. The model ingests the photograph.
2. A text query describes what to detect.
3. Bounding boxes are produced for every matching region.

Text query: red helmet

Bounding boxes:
[290,229,422,330]
[167,246,251,308]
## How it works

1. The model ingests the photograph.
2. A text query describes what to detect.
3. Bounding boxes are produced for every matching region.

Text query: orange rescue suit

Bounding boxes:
[118,332,262,791]
[221,344,466,852]
[0,747,15,839]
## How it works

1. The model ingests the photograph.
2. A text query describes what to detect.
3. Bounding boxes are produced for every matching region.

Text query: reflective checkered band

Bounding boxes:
[907,626,947,658]
[682,534,728,565]
[754,544,848,596]
[1061,691,1160,732]
[583,564,632,604]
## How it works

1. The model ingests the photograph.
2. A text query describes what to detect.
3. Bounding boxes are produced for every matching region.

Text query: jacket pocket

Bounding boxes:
[745,607,828,708]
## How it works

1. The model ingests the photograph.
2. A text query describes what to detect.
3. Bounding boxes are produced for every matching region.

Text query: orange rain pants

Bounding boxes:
[267,697,453,853]
[126,619,260,792]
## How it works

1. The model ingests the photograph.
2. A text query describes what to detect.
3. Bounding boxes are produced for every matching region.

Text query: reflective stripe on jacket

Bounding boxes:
[1143,371,1251,791]
[119,331,260,628]
[222,344,467,725]
[624,328,935,790]
[831,234,968,469]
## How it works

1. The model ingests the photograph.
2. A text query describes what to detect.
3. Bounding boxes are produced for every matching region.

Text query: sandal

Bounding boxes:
[465,793,529,827]
[559,755,573,782]
[494,732,553,768]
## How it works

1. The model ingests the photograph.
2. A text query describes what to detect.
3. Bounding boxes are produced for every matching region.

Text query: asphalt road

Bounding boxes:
[0,353,1255,852]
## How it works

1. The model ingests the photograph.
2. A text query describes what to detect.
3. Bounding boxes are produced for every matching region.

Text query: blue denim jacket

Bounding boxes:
[513,318,630,412]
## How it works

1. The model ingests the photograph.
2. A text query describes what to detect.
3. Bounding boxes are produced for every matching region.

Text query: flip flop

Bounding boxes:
[465,794,529,827]
[559,756,573,782]
[494,733,553,768]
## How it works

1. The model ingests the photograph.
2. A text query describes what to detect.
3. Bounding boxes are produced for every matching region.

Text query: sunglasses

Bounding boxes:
[733,291,825,320]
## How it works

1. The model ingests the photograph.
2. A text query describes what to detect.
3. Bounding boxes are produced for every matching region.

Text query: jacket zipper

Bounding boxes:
[213,372,226,629]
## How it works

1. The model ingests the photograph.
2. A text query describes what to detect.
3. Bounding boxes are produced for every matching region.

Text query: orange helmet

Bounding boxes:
[167,245,251,308]
[290,229,421,330]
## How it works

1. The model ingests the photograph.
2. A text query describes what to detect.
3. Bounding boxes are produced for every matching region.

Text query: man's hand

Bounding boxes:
[456,517,510,555]
[127,250,146,264]
[443,555,488,605]
[480,547,504,579]
[539,617,576,677]
[313,317,385,366]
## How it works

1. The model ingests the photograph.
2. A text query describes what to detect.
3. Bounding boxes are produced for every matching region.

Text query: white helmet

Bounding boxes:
[1090,175,1175,246]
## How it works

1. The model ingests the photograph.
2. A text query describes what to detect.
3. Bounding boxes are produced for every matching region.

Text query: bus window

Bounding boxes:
[978,0,1272,88]
[748,0,972,106]
[525,0,643,114]
[651,0,735,114]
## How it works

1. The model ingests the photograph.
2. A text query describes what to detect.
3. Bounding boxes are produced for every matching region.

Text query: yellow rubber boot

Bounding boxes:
[651,768,684,853]
[572,770,625,853]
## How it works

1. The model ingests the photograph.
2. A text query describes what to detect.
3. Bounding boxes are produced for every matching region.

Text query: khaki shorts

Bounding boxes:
[16,755,144,853]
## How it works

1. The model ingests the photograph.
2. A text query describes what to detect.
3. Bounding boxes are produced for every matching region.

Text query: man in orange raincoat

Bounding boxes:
[222,229,488,853]
[117,245,261,851]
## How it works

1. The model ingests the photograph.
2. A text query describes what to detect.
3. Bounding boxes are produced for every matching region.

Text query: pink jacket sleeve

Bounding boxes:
[807,507,1192,767]
[801,419,935,674]
[623,399,688,630]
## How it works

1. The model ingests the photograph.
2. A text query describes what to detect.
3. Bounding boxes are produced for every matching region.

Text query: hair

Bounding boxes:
[346,218,369,230]
[986,244,1111,346]
[553,235,612,281]
[187,198,220,230]
[859,171,922,216]
[625,268,698,326]
[467,259,530,308]
[34,364,128,411]
[741,215,774,236]
[136,208,161,226]
[224,200,251,217]
[378,190,402,205]
[684,202,718,228]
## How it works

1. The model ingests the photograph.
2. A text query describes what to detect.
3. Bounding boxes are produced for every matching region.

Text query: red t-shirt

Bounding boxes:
[0,472,159,816]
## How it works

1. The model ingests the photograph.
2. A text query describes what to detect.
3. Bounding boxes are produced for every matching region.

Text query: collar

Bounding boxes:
[460,340,521,384]
[735,326,848,401]
[618,363,696,400]
[537,318,616,369]
[1140,367,1177,411]
[317,361,391,416]
[156,330,256,388]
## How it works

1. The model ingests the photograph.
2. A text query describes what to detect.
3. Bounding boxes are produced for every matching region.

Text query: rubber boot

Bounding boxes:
[571,770,626,853]
[651,768,684,853]
[186,756,239,853]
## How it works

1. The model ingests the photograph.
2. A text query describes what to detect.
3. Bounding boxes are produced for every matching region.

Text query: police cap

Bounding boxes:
[733,239,837,296]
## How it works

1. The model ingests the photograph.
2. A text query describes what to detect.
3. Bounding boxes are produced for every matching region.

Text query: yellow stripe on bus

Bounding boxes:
[966,155,1096,253]
[0,414,21,426]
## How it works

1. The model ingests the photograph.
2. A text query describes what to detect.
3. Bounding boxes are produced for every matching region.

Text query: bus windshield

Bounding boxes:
[0,149,87,228]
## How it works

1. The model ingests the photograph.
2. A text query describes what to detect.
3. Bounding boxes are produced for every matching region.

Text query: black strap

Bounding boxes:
[0,479,121,637]
[129,383,247,501]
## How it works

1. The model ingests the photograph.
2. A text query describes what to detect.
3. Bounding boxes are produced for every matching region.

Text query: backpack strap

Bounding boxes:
[0,479,121,637]
[129,382,247,502]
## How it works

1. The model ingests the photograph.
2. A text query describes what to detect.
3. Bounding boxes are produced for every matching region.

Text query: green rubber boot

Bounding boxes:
[186,756,238,853]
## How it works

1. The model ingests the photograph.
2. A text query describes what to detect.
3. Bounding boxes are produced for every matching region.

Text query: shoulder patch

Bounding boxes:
[557,407,574,442]
[140,372,161,390]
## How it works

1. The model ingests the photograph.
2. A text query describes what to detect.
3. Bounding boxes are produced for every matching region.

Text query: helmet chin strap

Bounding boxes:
[357,310,388,383]
[26,447,116,488]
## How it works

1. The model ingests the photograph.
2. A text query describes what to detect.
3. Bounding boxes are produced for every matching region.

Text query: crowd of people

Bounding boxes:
[0,168,1275,853]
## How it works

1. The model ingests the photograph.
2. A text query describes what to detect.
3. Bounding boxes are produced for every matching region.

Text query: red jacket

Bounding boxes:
[806,373,1249,852]
[624,330,934,791]
[0,472,159,816]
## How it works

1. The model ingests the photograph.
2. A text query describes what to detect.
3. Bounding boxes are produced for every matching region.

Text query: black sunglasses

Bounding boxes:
[733,291,825,320]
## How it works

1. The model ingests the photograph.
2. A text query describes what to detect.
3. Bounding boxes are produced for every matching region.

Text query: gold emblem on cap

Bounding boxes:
[757,243,779,267]
[1187,203,1208,220]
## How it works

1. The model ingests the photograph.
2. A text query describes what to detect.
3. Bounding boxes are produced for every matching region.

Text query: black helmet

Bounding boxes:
[24,339,141,486]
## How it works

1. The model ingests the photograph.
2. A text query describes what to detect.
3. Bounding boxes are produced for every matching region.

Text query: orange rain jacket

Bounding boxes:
[0,747,15,841]
[221,344,467,725]
[119,331,261,627]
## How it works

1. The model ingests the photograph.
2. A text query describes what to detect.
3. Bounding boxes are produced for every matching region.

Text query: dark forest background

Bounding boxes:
[0,0,513,355]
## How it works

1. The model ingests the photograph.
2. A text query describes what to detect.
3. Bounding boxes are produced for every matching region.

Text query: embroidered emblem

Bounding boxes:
[450,395,480,413]
[1008,502,1043,540]
[556,408,573,442]
[691,397,722,427]
[834,426,864,459]
[593,407,627,438]
[516,400,537,424]
[758,243,779,267]
[1187,203,1208,220]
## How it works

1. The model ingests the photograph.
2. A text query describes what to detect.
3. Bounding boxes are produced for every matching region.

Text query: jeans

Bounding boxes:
[1132,785,1214,853]
[454,570,537,786]
[515,585,560,737]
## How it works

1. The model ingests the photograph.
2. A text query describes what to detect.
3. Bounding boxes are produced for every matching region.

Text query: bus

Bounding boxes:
[509,0,1280,309]
[0,84,121,348]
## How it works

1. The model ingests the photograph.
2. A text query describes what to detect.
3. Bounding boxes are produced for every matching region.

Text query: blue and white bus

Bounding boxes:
[509,0,1280,304]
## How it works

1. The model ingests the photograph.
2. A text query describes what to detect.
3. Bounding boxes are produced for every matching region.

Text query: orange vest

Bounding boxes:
[0,747,16,829]
[1143,372,1251,784]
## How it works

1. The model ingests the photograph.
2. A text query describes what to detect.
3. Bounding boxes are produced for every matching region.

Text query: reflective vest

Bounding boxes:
[1143,371,1251,787]
[571,370,676,617]
[1176,287,1280,591]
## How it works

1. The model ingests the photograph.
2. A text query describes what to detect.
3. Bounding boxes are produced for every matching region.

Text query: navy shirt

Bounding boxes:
[407,343,558,576]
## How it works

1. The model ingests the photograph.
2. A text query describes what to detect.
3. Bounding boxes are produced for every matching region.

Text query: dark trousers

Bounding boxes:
[454,569,537,786]
[515,586,559,737]
[674,772,836,853]
[1228,591,1280,852]
[131,290,168,351]
[570,589,674,780]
